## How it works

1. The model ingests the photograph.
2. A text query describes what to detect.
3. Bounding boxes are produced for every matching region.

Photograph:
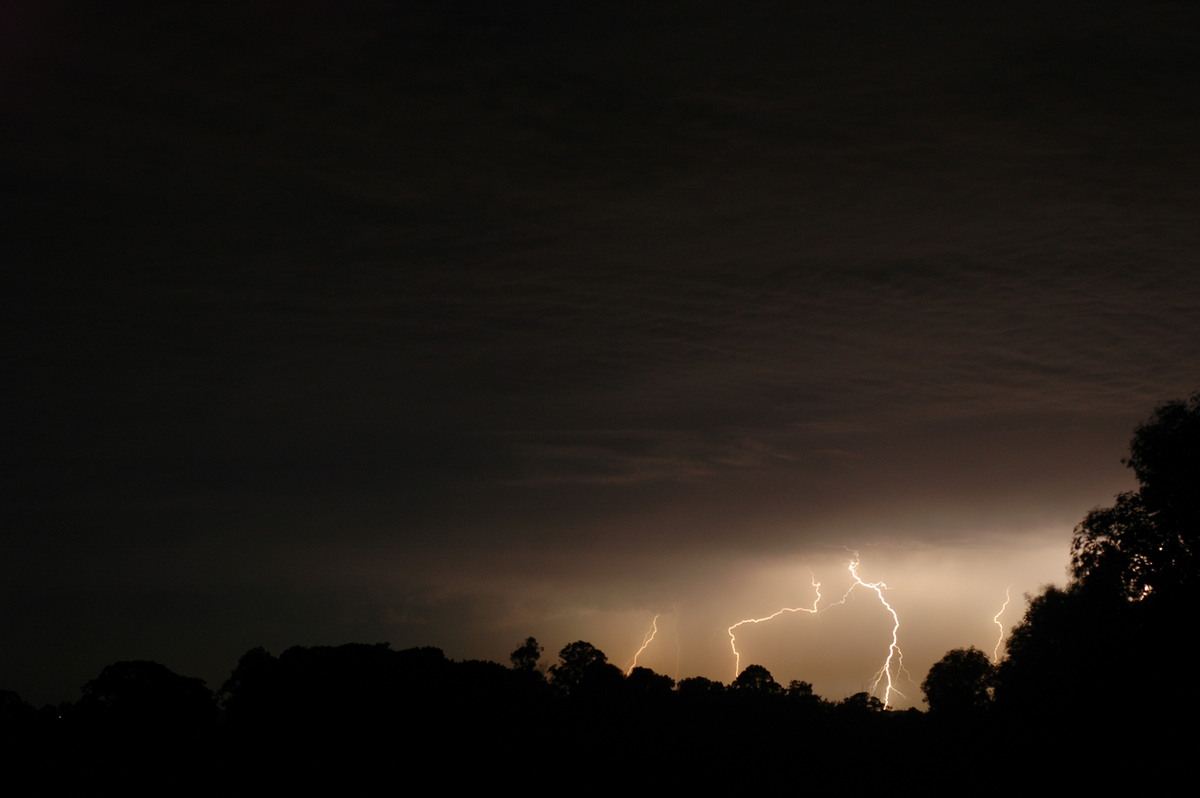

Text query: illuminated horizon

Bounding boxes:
[376,536,1072,711]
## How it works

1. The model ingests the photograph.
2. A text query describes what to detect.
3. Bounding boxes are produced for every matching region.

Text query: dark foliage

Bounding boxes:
[62,661,219,794]
[996,392,1200,724]
[676,675,726,699]
[836,691,886,714]
[625,665,675,696]
[509,635,543,672]
[920,647,994,716]
[547,640,624,700]
[1070,392,1200,601]
[731,663,783,695]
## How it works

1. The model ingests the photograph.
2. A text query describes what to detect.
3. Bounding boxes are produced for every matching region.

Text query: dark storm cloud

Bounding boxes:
[6,1,1199,703]
[10,2,1197,483]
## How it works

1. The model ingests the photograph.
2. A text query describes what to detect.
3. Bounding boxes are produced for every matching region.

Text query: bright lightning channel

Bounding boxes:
[727,575,822,680]
[626,613,661,675]
[843,554,908,708]
[992,586,1012,663]
[724,553,911,707]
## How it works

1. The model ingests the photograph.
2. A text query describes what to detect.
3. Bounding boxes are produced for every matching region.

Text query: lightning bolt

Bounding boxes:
[992,585,1012,663]
[843,554,908,708]
[727,575,822,680]
[722,553,911,707]
[626,613,661,675]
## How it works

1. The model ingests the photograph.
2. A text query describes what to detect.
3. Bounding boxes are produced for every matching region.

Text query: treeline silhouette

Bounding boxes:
[4,639,930,795]
[4,393,1196,794]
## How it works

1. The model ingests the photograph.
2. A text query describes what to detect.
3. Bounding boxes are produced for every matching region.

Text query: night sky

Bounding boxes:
[6,1,1199,708]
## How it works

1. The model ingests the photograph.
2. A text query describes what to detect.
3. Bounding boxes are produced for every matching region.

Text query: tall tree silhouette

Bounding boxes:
[509,636,543,673]
[998,392,1200,721]
[548,641,623,699]
[1070,392,1200,601]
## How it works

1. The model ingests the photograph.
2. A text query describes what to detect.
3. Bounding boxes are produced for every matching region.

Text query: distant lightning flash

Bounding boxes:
[626,613,661,675]
[727,575,822,679]
[992,586,1012,663]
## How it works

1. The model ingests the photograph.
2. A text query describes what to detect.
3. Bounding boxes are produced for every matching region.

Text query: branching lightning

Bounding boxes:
[843,554,908,708]
[724,553,911,708]
[992,585,1012,663]
[727,575,822,679]
[626,613,661,675]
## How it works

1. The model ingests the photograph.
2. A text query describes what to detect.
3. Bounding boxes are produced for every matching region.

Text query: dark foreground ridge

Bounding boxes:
[4,393,1196,794]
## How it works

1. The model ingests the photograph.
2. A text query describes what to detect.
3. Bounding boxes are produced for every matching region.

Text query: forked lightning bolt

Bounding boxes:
[992,586,1011,663]
[626,613,661,675]
[725,553,910,707]
[727,575,822,679]
[843,555,908,708]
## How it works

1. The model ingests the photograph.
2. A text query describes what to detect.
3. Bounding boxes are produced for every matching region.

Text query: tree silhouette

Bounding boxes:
[837,692,885,713]
[71,660,218,792]
[921,647,994,716]
[625,666,674,696]
[1070,392,1200,601]
[79,660,215,733]
[999,392,1200,721]
[731,664,782,694]
[993,583,1122,718]
[218,646,281,720]
[548,641,623,698]
[676,675,726,699]
[786,679,814,697]
[509,636,543,672]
